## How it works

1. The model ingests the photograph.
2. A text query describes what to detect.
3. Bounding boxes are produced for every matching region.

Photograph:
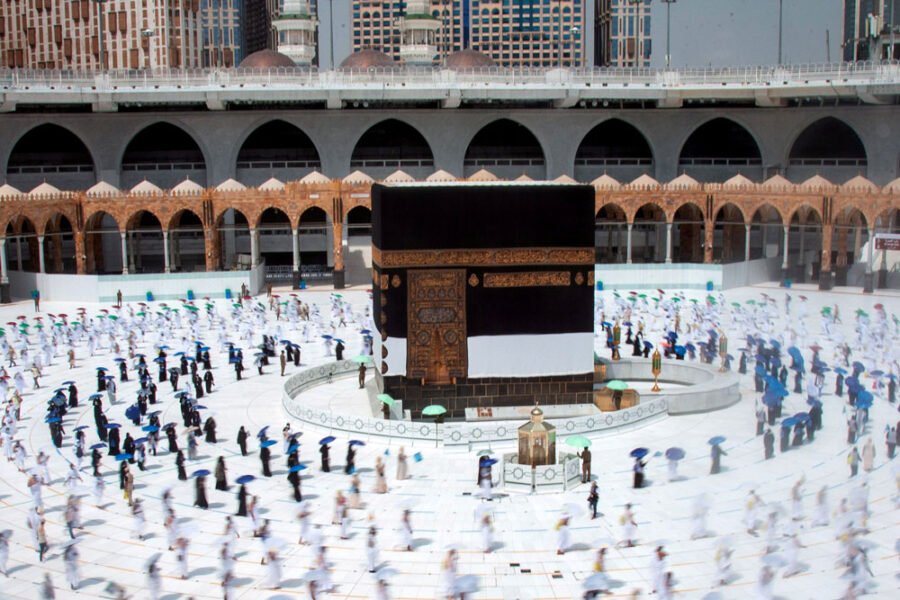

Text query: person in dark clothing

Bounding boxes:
[792,422,804,446]
[237,426,248,456]
[175,450,187,481]
[169,368,180,391]
[97,413,109,442]
[236,484,248,516]
[180,356,188,376]
[122,433,135,464]
[234,361,243,381]
[119,461,128,490]
[345,444,356,474]
[320,443,330,472]
[632,457,646,488]
[91,448,102,476]
[203,370,214,394]
[204,417,217,443]
[710,443,726,474]
[335,341,345,361]
[215,457,228,491]
[68,384,78,408]
[763,428,775,459]
[166,425,178,453]
[194,475,209,509]
[107,427,121,456]
[288,469,302,502]
[260,445,272,477]
[780,424,790,453]
[119,360,128,382]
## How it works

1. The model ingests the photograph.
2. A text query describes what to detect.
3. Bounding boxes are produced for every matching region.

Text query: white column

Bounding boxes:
[744,224,751,262]
[626,223,633,264]
[291,228,300,272]
[781,225,789,270]
[162,231,170,273]
[250,228,259,266]
[120,232,129,274]
[0,238,7,284]
[865,228,875,274]
[664,222,673,264]
[15,237,22,271]
[37,236,45,273]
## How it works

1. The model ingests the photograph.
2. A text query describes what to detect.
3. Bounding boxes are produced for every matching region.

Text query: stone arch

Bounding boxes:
[748,203,784,260]
[41,213,76,274]
[630,202,666,263]
[678,117,763,182]
[7,216,38,272]
[672,202,705,263]
[713,203,747,264]
[6,123,96,191]
[124,210,165,273]
[594,203,627,264]
[786,117,867,183]
[168,209,206,272]
[235,119,322,186]
[255,207,293,281]
[298,206,331,275]
[350,119,434,180]
[464,118,546,179]
[787,205,823,283]
[120,121,209,189]
[831,207,868,277]
[83,210,122,275]
[574,118,654,182]
[215,208,251,271]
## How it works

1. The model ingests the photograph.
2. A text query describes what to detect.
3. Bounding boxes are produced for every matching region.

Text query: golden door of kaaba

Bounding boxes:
[407,269,467,385]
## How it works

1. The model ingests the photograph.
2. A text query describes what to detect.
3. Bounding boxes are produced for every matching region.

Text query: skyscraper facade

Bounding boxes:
[842,0,899,61]
[594,0,651,68]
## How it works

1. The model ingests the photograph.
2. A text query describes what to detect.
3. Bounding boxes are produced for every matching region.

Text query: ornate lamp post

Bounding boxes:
[651,348,662,392]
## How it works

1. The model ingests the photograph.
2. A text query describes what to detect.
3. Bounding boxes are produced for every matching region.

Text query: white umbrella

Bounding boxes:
[582,572,611,592]
[761,553,787,568]
[455,574,480,594]
[303,569,327,583]
[375,567,399,581]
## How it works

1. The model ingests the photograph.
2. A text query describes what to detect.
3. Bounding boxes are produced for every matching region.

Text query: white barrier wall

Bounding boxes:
[595,258,780,291]
[8,269,257,303]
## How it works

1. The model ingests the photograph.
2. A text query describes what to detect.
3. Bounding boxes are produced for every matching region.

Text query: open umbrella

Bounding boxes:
[191,469,211,478]
[422,405,447,417]
[708,436,726,446]
[236,475,255,485]
[606,380,628,391]
[287,443,300,454]
[377,394,395,407]
[289,464,307,473]
[319,436,336,445]
[349,440,366,447]
[476,449,494,457]
[90,443,106,450]
[565,435,592,449]
[73,425,90,432]
[630,447,649,459]
[351,355,371,364]
[256,426,269,439]
[665,447,685,460]
[260,440,277,448]
[115,453,132,462]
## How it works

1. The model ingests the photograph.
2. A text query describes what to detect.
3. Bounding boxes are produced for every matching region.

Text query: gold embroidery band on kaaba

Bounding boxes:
[483,271,572,288]
[372,247,594,269]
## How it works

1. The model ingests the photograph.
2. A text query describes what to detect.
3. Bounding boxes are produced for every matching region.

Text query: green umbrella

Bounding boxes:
[856,309,868,317]
[108,315,118,320]
[731,302,741,308]
[184,305,199,312]
[476,449,494,456]
[638,293,648,299]
[821,307,832,315]
[70,321,80,326]
[745,299,756,305]
[377,394,395,407]
[606,380,628,391]
[422,404,447,417]
[706,295,717,305]
[232,303,242,309]
[351,355,371,365]
[33,323,44,329]
[689,299,698,304]
[671,297,681,302]
[136,312,145,317]
[627,296,637,303]
[565,435,592,449]
[332,293,343,298]
[53,322,63,327]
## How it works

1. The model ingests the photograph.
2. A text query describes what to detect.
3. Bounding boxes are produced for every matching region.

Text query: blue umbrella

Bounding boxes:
[856,391,874,410]
[349,440,366,447]
[191,469,211,478]
[755,365,768,376]
[792,412,810,423]
[62,380,76,385]
[287,443,300,454]
[199,347,210,352]
[153,357,166,363]
[806,398,823,408]
[115,453,132,462]
[148,411,162,417]
[708,436,726,446]
[630,447,649,459]
[256,426,269,439]
[319,436,336,445]
[261,440,277,448]
[74,425,90,431]
[833,367,848,376]
[289,464,307,473]
[321,335,333,340]
[685,343,696,352]
[141,425,159,432]
[113,357,126,363]
[665,447,686,460]
[852,361,866,373]
[781,417,799,428]
[870,370,885,378]
[45,417,61,424]
[601,321,612,329]
[174,352,185,357]
[236,475,255,485]
[134,437,149,445]
[360,329,371,335]
[53,387,67,393]
[279,340,293,345]
[483,458,498,467]
[193,405,207,410]
[95,367,108,371]
[157,345,170,350]
[643,341,654,350]
[105,423,121,429]
[90,443,106,450]
[135,353,146,358]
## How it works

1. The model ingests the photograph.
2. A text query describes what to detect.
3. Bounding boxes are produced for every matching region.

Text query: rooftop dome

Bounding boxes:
[339,49,395,70]
[238,49,297,69]
[444,49,497,69]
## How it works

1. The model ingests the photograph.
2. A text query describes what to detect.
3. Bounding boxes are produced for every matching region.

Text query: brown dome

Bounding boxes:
[445,49,496,69]
[339,49,396,70]
[238,49,297,68]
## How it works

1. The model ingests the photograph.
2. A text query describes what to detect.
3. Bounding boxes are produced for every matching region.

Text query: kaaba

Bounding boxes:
[372,182,595,419]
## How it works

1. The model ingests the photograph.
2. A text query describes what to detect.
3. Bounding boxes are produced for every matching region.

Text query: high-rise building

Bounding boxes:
[842,0,899,61]
[594,0,651,68]
[0,0,272,70]
[347,1,587,68]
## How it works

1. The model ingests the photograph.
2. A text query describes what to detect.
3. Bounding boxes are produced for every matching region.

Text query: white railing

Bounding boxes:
[1,61,897,91]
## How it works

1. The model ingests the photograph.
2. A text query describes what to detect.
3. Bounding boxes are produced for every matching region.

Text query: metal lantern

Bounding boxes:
[651,348,662,392]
